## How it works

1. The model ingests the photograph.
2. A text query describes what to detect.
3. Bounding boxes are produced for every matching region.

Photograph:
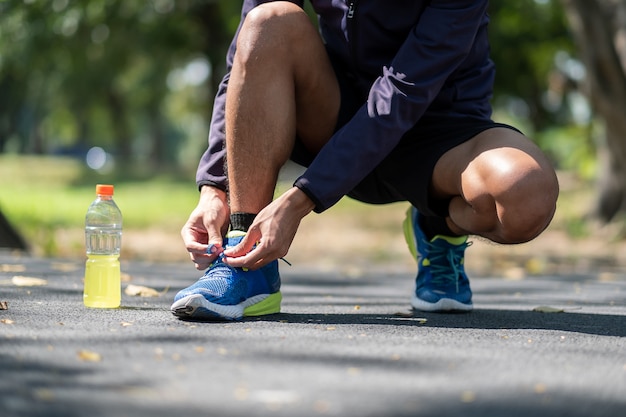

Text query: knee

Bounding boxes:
[493,162,559,244]
[448,129,560,244]
[236,2,310,59]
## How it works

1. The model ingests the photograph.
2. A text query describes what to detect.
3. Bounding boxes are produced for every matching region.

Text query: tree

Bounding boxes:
[0,208,28,251]
[560,0,626,222]
[489,0,574,132]
[0,0,218,167]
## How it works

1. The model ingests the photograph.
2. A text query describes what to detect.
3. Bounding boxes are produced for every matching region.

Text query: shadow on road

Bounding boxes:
[250,309,626,337]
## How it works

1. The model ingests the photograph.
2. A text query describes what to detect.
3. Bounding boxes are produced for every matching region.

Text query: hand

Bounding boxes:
[223,187,315,269]
[181,186,230,270]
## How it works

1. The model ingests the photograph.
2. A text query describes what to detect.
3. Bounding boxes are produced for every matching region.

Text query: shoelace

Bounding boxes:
[424,239,471,292]
[207,252,291,270]
[207,252,227,269]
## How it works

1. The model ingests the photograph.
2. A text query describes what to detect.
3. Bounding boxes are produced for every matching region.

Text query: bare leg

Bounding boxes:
[431,128,559,244]
[225,2,340,214]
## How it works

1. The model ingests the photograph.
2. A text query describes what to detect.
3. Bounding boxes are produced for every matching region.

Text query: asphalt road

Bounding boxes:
[1,251,625,417]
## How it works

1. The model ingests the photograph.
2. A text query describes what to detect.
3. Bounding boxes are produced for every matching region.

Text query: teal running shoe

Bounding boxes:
[171,231,282,321]
[403,207,473,312]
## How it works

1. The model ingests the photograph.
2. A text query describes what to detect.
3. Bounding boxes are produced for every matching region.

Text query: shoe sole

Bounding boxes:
[171,292,282,321]
[411,294,473,313]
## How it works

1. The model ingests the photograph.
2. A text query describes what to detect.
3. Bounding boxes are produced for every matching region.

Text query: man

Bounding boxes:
[171,0,559,321]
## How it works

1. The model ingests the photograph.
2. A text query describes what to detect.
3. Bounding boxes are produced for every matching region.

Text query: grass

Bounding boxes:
[0,155,404,260]
[0,155,201,257]
[0,155,202,225]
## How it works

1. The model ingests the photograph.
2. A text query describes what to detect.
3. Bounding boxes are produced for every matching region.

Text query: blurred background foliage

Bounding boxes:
[0,0,624,259]
[0,0,590,174]
[0,0,242,173]
[489,0,596,178]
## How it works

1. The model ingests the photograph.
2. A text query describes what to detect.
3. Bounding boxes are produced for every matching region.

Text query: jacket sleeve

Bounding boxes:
[196,0,305,191]
[294,0,490,212]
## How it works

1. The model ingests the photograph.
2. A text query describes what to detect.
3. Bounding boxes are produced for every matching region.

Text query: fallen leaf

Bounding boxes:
[1,264,26,272]
[124,284,164,297]
[533,306,564,313]
[1,319,14,324]
[460,391,476,403]
[121,322,133,327]
[77,350,102,362]
[12,276,48,286]
[51,262,78,272]
[598,272,617,282]
[34,388,55,401]
[347,367,361,375]
[0,301,7,310]
[504,266,526,280]
[525,258,546,275]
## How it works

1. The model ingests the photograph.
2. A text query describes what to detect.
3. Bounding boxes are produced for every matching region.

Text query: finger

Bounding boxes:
[206,242,224,256]
[205,223,225,247]
[224,240,277,270]
[193,260,211,270]
[188,250,212,268]
[223,251,268,270]
[223,231,258,258]
[185,241,209,254]
[190,254,212,270]
[187,242,222,270]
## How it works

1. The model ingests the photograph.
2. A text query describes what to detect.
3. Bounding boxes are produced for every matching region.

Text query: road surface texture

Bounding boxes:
[1,250,625,417]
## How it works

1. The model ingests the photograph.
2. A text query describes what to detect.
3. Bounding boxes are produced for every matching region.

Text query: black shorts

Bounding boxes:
[291,53,521,217]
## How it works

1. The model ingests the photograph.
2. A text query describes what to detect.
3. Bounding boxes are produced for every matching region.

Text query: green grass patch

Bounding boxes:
[0,155,201,255]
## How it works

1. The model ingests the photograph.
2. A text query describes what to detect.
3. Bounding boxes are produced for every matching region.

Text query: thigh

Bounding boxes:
[240,2,340,153]
[431,125,551,200]
[290,48,365,167]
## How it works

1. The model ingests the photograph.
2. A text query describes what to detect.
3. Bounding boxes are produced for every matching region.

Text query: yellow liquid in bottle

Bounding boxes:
[83,254,121,308]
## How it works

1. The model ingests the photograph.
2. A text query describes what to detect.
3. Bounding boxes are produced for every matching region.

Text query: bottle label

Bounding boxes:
[85,226,121,255]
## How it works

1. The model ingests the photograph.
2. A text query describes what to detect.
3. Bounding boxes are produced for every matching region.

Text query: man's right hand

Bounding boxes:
[181,186,230,270]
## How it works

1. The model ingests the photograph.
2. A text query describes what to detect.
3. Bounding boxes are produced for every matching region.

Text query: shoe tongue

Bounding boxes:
[431,234,467,246]
[225,230,246,247]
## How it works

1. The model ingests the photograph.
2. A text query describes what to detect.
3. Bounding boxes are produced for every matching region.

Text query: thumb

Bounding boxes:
[224,230,258,258]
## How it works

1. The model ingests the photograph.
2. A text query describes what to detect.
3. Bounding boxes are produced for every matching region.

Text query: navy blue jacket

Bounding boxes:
[196,0,494,212]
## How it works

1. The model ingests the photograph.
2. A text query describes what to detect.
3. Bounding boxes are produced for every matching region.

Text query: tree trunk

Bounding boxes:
[191,2,231,100]
[106,89,132,165]
[148,105,165,167]
[561,0,626,222]
[0,209,28,251]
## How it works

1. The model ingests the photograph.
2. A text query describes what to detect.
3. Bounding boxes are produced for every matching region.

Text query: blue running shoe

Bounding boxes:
[403,207,473,312]
[171,231,282,321]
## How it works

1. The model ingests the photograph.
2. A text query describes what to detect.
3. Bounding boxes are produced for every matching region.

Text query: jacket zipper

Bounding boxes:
[347,0,356,18]
[347,0,359,75]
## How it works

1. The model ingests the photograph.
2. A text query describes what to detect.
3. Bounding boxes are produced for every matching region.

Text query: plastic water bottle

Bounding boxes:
[83,184,122,308]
